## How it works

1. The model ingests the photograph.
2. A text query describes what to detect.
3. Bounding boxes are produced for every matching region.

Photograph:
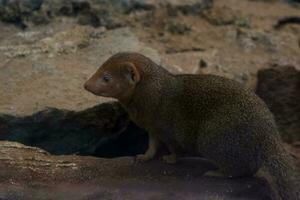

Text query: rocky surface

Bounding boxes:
[0,0,213,29]
[0,25,160,115]
[0,0,300,199]
[0,141,273,200]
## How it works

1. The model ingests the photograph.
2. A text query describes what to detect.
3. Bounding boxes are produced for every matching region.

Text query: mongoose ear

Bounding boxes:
[123,62,140,83]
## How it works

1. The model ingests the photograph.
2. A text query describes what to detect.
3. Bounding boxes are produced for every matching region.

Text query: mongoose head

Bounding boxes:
[84,53,141,101]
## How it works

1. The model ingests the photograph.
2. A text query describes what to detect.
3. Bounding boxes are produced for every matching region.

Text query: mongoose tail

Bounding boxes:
[264,143,299,200]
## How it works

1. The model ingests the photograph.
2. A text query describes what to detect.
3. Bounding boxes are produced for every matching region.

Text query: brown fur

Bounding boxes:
[84,52,299,200]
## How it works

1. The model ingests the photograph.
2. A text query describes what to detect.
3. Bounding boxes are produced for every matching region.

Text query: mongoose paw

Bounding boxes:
[135,154,153,162]
[162,154,177,164]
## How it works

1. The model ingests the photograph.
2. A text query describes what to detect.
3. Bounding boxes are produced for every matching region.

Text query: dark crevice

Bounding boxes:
[0,102,148,158]
[274,16,300,29]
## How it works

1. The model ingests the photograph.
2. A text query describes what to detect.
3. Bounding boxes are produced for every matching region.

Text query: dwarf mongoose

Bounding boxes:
[84,52,299,200]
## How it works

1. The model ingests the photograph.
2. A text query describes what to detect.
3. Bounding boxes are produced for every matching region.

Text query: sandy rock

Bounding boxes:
[86,27,161,66]
[162,49,252,86]
[162,0,213,15]
[0,25,89,58]
[0,140,273,200]
[0,26,160,115]
[227,28,278,53]
[165,21,191,35]
[201,6,250,27]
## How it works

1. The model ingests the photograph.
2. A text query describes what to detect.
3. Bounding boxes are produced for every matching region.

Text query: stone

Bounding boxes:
[86,27,161,66]
[165,21,191,35]
[0,140,273,200]
[0,26,160,115]
[163,0,213,15]
[256,65,300,142]
[201,6,250,27]
[0,0,43,28]
[0,0,214,29]
[112,0,156,14]
[232,29,277,53]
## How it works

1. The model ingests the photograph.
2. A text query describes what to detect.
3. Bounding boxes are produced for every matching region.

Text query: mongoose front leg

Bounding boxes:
[136,133,159,162]
[162,144,178,164]
[204,170,225,178]
[162,154,177,164]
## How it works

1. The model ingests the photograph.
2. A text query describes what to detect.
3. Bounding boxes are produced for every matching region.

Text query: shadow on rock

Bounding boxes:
[0,102,148,157]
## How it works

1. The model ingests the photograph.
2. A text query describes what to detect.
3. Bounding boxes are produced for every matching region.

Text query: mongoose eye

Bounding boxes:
[102,74,111,83]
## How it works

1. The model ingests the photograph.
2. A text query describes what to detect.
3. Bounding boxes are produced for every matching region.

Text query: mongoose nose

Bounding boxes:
[84,82,90,91]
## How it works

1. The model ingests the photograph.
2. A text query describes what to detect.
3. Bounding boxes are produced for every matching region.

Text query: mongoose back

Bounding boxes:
[84,52,299,200]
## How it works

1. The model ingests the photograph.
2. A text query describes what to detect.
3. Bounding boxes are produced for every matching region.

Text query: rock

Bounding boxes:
[162,51,206,74]
[0,26,160,115]
[40,0,123,28]
[0,25,92,58]
[0,0,43,27]
[111,0,156,14]
[229,28,277,53]
[0,140,273,200]
[0,0,214,28]
[256,65,300,142]
[165,21,191,35]
[104,0,213,15]
[163,0,213,15]
[201,6,250,27]
[86,27,161,66]
[0,0,124,28]
[41,0,73,16]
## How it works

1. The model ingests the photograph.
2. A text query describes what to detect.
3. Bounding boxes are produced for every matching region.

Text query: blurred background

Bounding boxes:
[0,0,299,199]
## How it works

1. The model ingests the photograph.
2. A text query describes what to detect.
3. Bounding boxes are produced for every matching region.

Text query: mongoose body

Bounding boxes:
[84,52,299,200]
